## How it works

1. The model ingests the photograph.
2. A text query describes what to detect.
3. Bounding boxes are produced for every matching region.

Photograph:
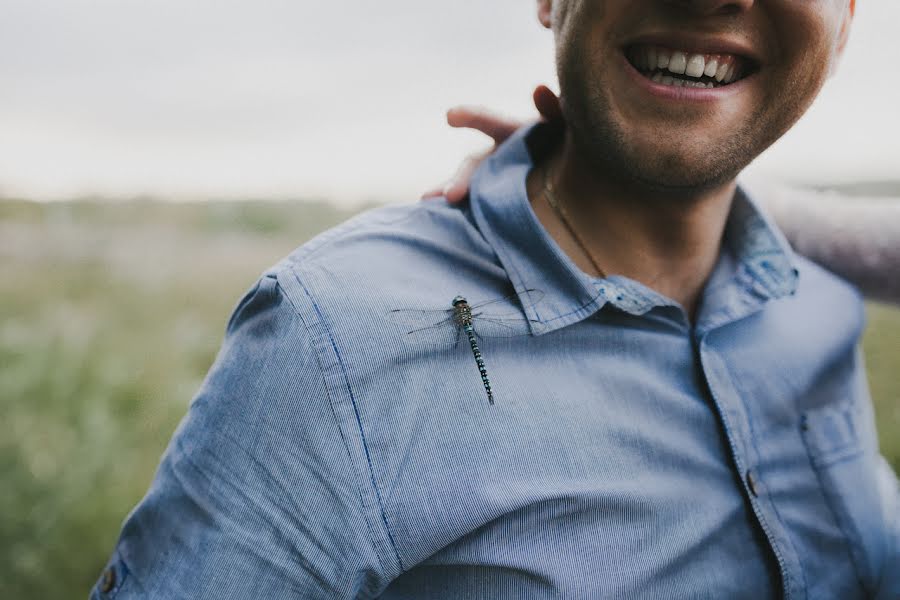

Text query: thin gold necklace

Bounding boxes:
[542,164,607,279]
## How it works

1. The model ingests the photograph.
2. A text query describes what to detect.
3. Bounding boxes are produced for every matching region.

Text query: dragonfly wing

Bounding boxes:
[387,307,454,328]
[468,288,545,319]
[386,309,461,345]
[472,315,537,338]
[388,288,543,342]
[405,318,456,336]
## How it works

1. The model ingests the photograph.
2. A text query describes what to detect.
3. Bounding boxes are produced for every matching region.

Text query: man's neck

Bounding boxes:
[527,130,737,321]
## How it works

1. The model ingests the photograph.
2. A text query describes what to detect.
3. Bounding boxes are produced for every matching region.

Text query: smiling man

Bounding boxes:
[92,1,898,599]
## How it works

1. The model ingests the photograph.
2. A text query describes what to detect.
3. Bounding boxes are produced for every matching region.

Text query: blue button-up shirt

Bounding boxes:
[93,124,899,599]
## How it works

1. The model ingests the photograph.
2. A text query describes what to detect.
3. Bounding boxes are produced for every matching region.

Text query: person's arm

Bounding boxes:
[90,273,386,599]
[428,88,900,305]
[875,456,900,598]
[749,181,900,304]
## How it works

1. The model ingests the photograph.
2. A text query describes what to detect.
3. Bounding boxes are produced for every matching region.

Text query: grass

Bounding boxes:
[1,198,898,599]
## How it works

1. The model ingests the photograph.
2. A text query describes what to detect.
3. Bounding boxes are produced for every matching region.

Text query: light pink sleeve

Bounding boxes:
[747,182,900,305]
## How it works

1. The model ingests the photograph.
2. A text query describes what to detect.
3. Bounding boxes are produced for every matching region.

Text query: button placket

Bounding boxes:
[698,336,806,598]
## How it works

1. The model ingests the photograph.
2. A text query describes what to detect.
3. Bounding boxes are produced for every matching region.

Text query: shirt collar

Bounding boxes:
[469,122,799,336]
[725,185,800,301]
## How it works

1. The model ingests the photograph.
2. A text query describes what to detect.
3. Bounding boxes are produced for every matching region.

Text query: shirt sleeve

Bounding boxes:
[90,273,387,599]
[753,183,900,305]
[876,456,900,599]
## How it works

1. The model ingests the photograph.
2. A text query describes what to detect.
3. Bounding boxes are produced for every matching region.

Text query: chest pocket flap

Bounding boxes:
[801,397,889,594]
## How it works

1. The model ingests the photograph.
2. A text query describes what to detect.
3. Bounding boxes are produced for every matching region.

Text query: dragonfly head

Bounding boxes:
[451,295,468,307]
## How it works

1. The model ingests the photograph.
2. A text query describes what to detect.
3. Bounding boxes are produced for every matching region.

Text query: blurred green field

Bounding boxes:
[1,198,898,599]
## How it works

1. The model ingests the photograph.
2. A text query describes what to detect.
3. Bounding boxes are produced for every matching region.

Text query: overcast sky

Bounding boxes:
[1,0,897,205]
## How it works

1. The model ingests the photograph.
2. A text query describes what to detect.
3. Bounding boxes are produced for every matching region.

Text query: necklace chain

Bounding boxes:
[542,165,607,279]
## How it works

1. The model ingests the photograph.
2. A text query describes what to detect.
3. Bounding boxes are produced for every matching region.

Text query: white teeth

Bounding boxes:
[657,49,671,70]
[685,54,705,78]
[635,46,745,88]
[715,62,729,82]
[668,51,687,75]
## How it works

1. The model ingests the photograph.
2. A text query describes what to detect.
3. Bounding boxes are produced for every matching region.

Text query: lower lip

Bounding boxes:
[621,52,752,103]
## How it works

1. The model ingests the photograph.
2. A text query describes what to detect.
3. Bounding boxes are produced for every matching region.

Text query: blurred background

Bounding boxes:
[1,1,898,598]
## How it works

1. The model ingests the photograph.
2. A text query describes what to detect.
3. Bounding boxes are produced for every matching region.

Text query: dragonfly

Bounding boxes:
[389,289,543,405]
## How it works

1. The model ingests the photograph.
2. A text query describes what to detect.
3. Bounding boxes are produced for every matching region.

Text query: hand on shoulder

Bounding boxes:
[421,85,562,203]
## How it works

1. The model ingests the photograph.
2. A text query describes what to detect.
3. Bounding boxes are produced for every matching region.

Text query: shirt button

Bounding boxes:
[746,469,761,498]
[100,566,117,593]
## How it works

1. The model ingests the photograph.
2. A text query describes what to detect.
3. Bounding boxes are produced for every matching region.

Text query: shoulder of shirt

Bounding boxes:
[793,253,860,298]
[742,178,866,326]
[283,199,476,264]
[785,252,867,335]
[258,198,493,318]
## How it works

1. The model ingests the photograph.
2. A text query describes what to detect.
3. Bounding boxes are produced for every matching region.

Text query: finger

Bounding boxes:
[420,186,446,200]
[533,85,563,122]
[444,151,488,203]
[447,106,523,144]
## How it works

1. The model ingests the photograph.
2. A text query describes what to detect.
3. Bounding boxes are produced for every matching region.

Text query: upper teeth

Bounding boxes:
[633,46,742,85]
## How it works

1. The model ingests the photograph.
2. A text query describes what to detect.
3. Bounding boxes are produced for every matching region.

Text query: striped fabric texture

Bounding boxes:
[92,124,899,599]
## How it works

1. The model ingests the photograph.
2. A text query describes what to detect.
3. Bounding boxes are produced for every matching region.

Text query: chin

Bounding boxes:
[627,168,740,195]
[634,152,744,192]
[571,122,748,194]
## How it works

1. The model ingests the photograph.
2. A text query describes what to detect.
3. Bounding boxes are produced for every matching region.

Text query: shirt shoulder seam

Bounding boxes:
[274,265,405,579]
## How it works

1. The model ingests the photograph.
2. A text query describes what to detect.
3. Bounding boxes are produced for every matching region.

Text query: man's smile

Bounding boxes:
[625,45,755,89]
[615,33,762,103]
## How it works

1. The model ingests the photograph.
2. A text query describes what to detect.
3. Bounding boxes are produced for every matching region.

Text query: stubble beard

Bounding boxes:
[556,46,780,196]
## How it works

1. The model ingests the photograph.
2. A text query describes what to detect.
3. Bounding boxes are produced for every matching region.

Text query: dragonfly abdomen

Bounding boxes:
[393,291,539,407]
[463,323,494,405]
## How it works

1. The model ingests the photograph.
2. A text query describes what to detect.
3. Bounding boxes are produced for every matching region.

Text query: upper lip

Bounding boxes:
[624,32,763,66]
